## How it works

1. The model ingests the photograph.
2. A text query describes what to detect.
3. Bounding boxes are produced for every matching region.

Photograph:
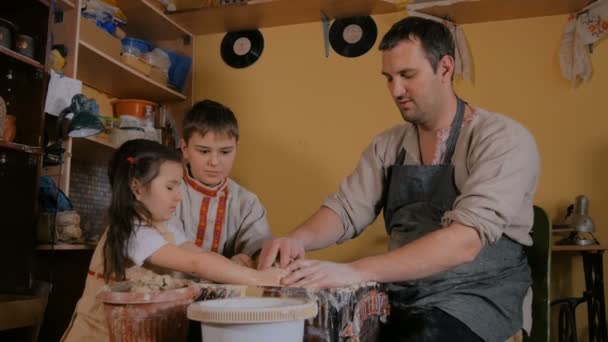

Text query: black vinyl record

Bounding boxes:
[329,16,377,58]
[221,29,264,69]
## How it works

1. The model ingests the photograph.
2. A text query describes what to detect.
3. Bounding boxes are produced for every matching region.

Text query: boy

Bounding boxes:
[170,100,271,267]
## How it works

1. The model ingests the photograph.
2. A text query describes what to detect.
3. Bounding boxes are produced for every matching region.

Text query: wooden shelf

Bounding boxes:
[58,0,75,10]
[168,0,404,34]
[0,294,46,330]
[0,46,44,70]
[118,0,192,41]
[77,40,187,101]
[36,243,96,251]
[84,134,117,149]
[71,134,117,163]
[39,0,76,10]
[0,141,42,154]
[408,0,592,24]
[552,244,608,252]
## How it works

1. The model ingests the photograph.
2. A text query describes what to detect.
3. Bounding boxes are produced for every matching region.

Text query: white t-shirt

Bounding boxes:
[127,221,188,266]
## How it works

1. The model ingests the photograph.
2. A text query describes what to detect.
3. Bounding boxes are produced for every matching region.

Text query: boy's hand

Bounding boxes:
[231,253,254,268]
[257,237,305,270]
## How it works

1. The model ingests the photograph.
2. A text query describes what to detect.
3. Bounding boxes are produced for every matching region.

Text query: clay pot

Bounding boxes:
[2,115,16,142]
[97,284,201,342]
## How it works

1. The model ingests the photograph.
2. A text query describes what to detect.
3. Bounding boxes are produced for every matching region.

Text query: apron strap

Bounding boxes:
[395,148,406,166]
[443,97,465,165]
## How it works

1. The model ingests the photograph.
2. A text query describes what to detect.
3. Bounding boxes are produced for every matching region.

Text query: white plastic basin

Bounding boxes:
[187,297,318,342]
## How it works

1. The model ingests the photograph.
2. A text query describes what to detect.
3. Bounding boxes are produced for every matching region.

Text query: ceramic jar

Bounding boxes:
[0,18,16,49]
[2,114,16,142]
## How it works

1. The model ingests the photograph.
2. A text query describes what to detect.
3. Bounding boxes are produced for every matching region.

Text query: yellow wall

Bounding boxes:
[194,13,607,339]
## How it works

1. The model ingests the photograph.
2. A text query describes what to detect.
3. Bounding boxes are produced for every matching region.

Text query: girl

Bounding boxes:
[62,139,285,341]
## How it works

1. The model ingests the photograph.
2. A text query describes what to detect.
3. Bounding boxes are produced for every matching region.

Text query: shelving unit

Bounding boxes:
[0,0,50,311]
[36,243,96,251]
[168,0,595,34]
[0,141,42,154]
[168,0,404,34]
[48,0,194,196]
[0,46,45,70]
[407,0,592,24]
[71,134,117,163]
[58,0,76,10]
[118,0,192,41]
[77,40,187,101]
[38,0,76,10]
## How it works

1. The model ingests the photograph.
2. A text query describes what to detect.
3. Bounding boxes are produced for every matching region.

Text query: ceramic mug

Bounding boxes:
[15,34,34,58]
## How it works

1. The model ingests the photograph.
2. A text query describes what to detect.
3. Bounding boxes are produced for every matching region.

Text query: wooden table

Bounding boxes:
[552,244,608,342]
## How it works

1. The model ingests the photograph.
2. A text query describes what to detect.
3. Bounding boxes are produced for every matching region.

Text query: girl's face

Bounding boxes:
[132,161,183,225]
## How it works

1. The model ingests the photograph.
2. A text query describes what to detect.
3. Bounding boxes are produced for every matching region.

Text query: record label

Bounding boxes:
[329,16,377,58]
[343,24,363,44]
[233,37,252,56]
[221,29,264,69]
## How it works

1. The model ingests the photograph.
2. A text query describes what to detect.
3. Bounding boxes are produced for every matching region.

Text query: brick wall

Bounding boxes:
[69,160,110,240]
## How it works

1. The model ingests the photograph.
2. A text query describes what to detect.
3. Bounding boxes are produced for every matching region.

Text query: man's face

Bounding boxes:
[181,131,237,186]
[381,38,447,126]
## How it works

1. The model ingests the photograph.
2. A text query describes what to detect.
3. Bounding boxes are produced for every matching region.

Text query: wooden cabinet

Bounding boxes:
[47,0,194,195]
[166,0,593,34]
[0,0,49,293]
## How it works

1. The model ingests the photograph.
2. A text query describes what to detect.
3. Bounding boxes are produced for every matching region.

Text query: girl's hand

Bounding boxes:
[231,253,253,268]
[255,267,290,286]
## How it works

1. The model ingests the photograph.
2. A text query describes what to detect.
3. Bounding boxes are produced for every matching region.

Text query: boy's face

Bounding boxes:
[181,131,237,187]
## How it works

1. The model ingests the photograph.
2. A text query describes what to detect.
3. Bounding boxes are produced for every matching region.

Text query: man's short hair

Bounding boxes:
[379,16,455,73]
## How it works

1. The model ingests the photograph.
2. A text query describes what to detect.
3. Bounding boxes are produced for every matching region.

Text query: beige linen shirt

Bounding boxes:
[170,173,272,257]
[324,106,540,247]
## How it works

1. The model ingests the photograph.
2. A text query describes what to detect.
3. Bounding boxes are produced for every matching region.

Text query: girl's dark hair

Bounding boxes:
[104,139,182,281]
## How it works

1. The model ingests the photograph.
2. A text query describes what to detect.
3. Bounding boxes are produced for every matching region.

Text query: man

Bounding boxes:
[259,16,540,341]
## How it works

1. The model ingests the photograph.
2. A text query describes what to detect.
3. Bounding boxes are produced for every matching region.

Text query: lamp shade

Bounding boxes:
[67,111,104,138]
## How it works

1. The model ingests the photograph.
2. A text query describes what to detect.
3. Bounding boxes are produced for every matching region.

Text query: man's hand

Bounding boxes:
[257,237,305,270]
[281,259,367,288]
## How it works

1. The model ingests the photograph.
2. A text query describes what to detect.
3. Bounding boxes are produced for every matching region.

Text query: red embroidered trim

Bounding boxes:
[87,270,118,282]
[183,169,227,197]
[211,188,229,252]
[195,197,211,247]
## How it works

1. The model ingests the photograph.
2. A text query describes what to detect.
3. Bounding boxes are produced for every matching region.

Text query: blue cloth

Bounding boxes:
[39,176,73,212]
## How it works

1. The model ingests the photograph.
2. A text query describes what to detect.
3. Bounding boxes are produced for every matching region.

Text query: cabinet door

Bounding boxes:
[0,148,40,291]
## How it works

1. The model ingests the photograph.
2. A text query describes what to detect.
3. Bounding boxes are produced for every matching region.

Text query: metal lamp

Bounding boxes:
[555,195,599,246]
[44,94,104,165]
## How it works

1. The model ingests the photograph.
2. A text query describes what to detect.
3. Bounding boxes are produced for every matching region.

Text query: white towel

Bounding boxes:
[559,0,608,82]
[407,10,473,81]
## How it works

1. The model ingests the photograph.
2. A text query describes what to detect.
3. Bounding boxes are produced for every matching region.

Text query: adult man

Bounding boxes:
[258,16,540,341]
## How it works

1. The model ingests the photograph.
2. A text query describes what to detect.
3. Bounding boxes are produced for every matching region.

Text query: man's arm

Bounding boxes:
[287,207,345,251]
[352,222,482,282]
[282,222,482,288]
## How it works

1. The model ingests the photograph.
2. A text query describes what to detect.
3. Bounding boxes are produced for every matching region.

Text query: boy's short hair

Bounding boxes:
[182,100,239,143]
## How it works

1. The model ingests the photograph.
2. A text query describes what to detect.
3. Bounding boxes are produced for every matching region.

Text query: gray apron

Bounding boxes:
[383,98,530,342]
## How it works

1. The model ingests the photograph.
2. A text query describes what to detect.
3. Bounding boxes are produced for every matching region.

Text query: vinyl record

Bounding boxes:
[329,16,377,58]
[221,29,264,69]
